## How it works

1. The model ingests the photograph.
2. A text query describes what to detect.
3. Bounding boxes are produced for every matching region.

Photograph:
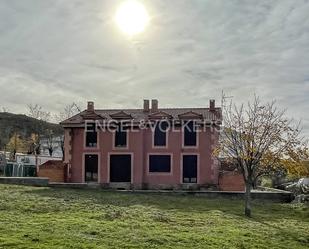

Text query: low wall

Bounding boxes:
[49,182,88,188]
[0,177,291,202]
[0,177,49,186]
[47,183,293,202]
[194,190,293,202]
[219,171,245,191]
[37,161,66,183]
[131,190,293,202]
[38,168,64,182]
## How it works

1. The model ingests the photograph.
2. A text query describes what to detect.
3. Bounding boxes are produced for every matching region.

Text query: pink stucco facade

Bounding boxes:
[61,99,221,190]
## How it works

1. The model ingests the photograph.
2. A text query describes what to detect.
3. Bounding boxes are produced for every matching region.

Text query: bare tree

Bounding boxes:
[58,135,65,160]
[217,96,308,217]
[26,104,52,155]
[45,129,54,156]
[27,104,51,122]
[54,102,81,122]
[55,102,81,160]
[1,107,9,113]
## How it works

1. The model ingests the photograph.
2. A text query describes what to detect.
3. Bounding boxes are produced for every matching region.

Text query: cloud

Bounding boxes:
[0,0,308,136]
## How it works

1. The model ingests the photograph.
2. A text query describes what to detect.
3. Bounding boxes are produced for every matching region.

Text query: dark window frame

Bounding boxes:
[148,154,171,173]
[85,122,98,148]
[84,154,98,182]
[183,121,197,147]
[114,124,127,148]
[153,121,168,147]
[182,154,198,183]
[109,154,132,182]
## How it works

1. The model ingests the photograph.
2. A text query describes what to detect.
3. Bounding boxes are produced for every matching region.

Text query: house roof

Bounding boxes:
[60,107,222,127]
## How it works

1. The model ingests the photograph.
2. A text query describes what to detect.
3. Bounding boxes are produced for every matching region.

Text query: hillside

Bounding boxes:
[0,112,63,149]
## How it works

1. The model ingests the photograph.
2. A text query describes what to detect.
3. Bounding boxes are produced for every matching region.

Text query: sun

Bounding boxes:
[115,0,149,36]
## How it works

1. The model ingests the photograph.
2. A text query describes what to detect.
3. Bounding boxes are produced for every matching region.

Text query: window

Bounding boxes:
[115,124,127,147]
[182,155,197,183]
[184,121,197,146]
[85,154,98,182]
[149,155,171,173]
[85,123,97,147]
[154,121,168,147]
[110,154,131,182]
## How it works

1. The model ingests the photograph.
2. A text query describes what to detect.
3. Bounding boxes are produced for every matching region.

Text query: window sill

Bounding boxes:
[113,145,128,149]
[84,146,99,150]
[148,172,172,175]
[182,145,198,149]
[153,145,168,148]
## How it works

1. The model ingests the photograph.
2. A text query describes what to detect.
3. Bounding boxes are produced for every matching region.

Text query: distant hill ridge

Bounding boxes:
[0,112,63,149]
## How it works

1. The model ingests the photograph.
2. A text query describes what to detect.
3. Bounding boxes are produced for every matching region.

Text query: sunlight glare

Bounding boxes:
[115,0,149,36]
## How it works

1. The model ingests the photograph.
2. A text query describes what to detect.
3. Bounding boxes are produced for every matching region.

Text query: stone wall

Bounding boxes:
[0,177,49,186]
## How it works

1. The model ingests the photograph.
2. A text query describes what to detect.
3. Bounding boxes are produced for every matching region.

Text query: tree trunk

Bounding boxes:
[61,144,64,161]
[244,181,252,217]
[252,177,259,189]
[48,148,53,157]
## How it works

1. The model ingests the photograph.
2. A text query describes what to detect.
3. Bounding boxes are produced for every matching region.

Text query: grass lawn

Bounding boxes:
[0,185,308,249]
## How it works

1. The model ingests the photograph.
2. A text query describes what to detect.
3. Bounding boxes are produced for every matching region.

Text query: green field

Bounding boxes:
[0,185,308,249]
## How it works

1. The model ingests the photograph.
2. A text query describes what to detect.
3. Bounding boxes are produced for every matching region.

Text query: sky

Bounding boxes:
[0,0,308,135]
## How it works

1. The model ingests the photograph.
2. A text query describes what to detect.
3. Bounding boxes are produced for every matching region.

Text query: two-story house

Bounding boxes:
[60,99,222,189]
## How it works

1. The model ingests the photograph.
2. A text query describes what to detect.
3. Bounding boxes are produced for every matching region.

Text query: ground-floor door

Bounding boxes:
[182,155,197,183]
[85,154,98,182]
[110,154,131,182]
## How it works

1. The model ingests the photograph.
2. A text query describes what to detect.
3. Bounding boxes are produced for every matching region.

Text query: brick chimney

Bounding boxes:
[209,99,215,111]
[87,101,94,112]
[151,99,158,112]
[143,99,150,112]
